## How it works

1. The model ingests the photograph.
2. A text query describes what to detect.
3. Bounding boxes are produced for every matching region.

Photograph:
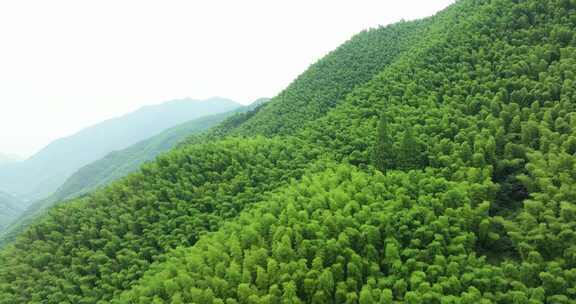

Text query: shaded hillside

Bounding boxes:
[0,12,427,302]
[115,1,576,301]
[0,97,239,202]
[2,0,576,303]
[0,192,21,231]
[53,98,269,203]
[0,99,269,243]
[0,137,323,303]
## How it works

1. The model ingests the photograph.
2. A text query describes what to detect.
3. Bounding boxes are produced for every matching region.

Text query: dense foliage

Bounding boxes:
[201,21,427,139]
[53,99,268,203]
[0,11,424,302]
[1,0,576,303]
[0,101,267,246]
[114,166,505,303]
[0,138,321,303]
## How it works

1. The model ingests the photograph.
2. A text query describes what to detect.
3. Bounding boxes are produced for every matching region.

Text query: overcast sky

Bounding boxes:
[0,0,454,158]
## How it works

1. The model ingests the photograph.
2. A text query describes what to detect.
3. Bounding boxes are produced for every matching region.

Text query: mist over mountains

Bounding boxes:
[0,97,240,202]
[0,191,21,231]
[1,0,576,302]
[0,98,269,241]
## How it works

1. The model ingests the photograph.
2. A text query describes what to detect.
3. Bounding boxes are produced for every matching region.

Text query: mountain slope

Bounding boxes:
[53,98,269,203]
[0,192,21,231]
[0,99,269,243]
[192,20,428,142]
[2,0,576,303]
[115,165,497,304]
[0,14,427,303]
[0,97,240,202]
[114,0,576,302]
[0,137,323,303]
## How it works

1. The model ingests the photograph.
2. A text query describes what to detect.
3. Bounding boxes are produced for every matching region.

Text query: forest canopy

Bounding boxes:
[1,0,576,303]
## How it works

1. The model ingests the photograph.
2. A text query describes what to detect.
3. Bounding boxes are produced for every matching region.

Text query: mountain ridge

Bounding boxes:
[0,98,269,243]
[0,97,241,202]
[2,0,576,302]
[0,191,21,231]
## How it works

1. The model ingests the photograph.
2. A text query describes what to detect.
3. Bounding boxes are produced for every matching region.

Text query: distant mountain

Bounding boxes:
[0,98,268,240]
[0,191,21,231]
[52,98,268,202]
[0,97,240,202]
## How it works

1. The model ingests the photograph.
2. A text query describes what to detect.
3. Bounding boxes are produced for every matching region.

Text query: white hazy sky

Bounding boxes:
[0,0,454,158]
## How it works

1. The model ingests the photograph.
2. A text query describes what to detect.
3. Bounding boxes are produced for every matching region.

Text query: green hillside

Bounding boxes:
[53,98,269,203]
[194,20,427,141]
[2,0,576,303]
[0,100,267,244]
[116,166,497,303]
[0,15,424,302]
[0,192,21,231]
[51,112,233,201]
[0,97,240,202]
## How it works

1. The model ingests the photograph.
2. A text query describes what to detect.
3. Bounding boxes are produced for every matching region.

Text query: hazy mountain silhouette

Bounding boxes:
[0,97,240,202]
